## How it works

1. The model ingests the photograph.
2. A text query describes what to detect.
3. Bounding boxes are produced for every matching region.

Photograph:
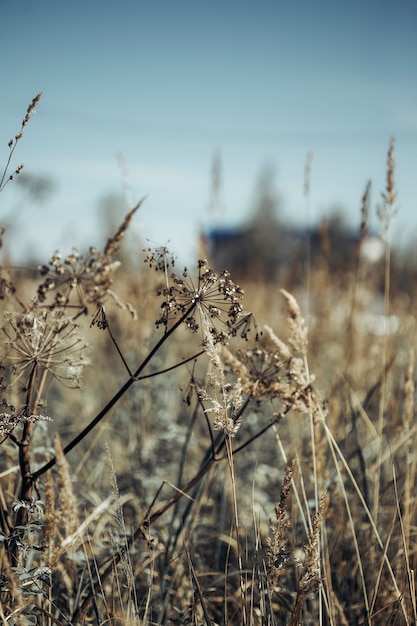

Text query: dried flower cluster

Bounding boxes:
[211,291,319,428]
[36,203,142,316]
[37,248,122,311]
[145,251,256,344]
[221,323,314,413]
[1,309,89,388]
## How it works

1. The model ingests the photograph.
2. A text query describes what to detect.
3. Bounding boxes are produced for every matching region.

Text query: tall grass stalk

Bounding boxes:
[373,137,398,526]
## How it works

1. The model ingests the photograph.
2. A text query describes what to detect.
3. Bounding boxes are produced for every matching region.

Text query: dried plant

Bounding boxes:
[266,459,295,590]
[0,98,415,626]
[292,491,328,625]
[0,93,42,193]
[1,309,89,387]
[377,136,398,240]
[36,199,143,316]
[198,326,243,437]
[146,253,256,343]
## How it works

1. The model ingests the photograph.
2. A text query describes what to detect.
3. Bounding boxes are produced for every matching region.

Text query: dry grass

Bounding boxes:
[0,96,416,626]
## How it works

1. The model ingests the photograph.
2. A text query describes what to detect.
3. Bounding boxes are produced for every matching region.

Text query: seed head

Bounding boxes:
[147,252,253,344]
[2,309,89,388]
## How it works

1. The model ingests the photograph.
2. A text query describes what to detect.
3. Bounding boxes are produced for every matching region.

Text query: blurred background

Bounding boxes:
[1,0,416,267]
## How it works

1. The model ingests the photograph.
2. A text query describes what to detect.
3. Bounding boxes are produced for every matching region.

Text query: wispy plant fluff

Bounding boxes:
[198,321,243,437]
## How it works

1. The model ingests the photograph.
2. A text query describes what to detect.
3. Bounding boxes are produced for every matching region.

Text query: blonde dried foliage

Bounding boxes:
[2,309,88,388]
[280,289,308,355]
[403,348,415,430]
[266,459,295,590]
[56,560,75,599]
[54,432,79,537]
[300,490,328,593]
[43,466,57,556]
[105,441,134,588]
[263,324,293,361]
[104,198,144,257]
[201,322,243,436]
[22,93,42,128]
[292,491,328,625]
[219,344,251,385]
[203,313,223,373]
[385,136,397,207]
[260,325,315,413]
[36,202,144,316]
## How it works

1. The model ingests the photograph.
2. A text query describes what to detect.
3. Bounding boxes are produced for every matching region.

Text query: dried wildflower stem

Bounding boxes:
[16,364,40,520]
[103,317,134,376]
[14,333,61,533]
[0,93,42,192]
[403,349,415,563]
[225,436,247,624]
[373,138,397,526]
[103,312,205,380]
[391,461,417,623]
[135,350,206,381]
[33,302,197,479]
[291,492,327,626]
[347,180,371,373]
[10,358,49,562]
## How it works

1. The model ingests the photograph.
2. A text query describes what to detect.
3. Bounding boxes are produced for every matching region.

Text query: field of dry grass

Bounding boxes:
[0,95,416,626]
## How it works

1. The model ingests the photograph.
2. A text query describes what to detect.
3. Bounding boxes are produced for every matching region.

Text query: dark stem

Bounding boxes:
[33,304,197,479]
[16,364,38,522]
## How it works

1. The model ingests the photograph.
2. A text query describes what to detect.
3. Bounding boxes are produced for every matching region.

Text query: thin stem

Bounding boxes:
[134,350,205,381]
[33,303,197,479]
[0,140,19,191]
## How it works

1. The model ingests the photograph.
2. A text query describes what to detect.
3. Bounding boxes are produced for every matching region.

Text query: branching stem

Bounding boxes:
[33,303,197,479]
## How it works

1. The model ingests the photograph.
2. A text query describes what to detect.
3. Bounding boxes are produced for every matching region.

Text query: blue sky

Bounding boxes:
[1,0,416,264]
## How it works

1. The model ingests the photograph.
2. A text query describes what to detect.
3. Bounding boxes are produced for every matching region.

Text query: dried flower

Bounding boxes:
[1,309,89,388]
[222,325,314,413]
[146,252,253,344]
[22,93,42,128]
[36,203,142,316]
[37,247,122,312]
